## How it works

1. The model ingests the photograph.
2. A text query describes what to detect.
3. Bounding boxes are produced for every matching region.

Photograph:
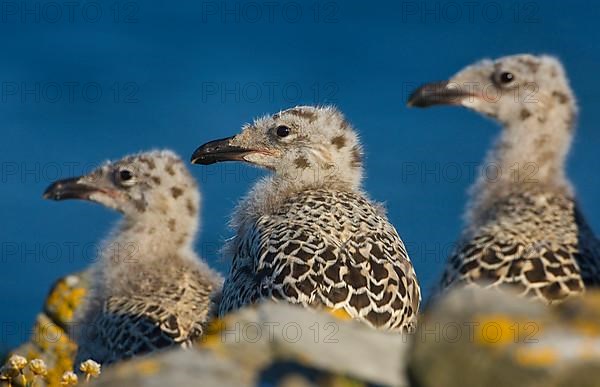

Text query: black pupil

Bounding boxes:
[120,170,133,181]
[500,72,514,83]
[276,126,291,137]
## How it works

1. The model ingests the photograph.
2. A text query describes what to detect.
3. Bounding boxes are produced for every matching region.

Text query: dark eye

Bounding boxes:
[499,72,515,84]
[275,125,291,138]
[120,170,133,181]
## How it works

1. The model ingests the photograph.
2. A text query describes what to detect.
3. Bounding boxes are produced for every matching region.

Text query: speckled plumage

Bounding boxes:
[75,260,217,365]
[193,106,420,332]
[220,188,419,331]
[441,188,600,303]
[410,54,600,304]
[44,150,222,366]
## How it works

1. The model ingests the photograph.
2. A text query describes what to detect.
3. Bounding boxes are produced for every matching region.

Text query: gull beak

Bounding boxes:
[191,136,255,165]
[407,81,474,108]
[43,177,101,201]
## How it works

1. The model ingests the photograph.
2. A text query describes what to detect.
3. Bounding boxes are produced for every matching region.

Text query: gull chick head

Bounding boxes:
[192,106,364,189]
[408,54,577,129]
[44,150,200,226]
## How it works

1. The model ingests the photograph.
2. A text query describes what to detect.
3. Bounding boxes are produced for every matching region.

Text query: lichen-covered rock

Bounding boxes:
[8,273,600,387]
[198,302,410,386]
[43,273,89,326]
[408,287,600,387]
[6,272,89,387]
[89,349,250,387]
[92,302,411,386]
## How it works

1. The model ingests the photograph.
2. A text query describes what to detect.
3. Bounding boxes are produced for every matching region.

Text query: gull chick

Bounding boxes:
[409,54,600,303]
[191,106,420,332]
[44,150,223,365]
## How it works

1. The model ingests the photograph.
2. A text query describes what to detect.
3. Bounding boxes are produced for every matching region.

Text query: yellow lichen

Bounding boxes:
[198,318,228,352]
[474,314,542,349]
[324,307,353,321]
[514,346,558,367]
[3,273,87,387]
[45,277,87,324]
[474,314,519,348]
[131,359,160,376]
[570,320,600,337]
[26,315,77,387]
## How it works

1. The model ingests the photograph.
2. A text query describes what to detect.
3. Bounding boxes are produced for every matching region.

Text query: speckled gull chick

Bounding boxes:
[191,106,421,332]
[44,150,223,366]
[408,54,600,303]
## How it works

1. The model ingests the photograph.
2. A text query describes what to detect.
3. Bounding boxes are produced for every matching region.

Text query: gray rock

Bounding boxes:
[409,287,600,387]
[94,302,412,386]
[90,349,250,387]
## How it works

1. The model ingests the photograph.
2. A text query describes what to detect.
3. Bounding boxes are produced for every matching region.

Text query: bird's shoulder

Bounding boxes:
[442,191,589,302]
[473,189,578,243]
[252,188,402,244]
[115,254,218,299]
[76,295,202,365]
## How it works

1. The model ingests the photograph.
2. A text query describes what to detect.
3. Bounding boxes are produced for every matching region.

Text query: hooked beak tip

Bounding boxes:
[407,81,473,108]
[190,136,252,165]
[43,177,98,202]
[190,154,202,165]
[190,148,218,165]
[43,181,65,201]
